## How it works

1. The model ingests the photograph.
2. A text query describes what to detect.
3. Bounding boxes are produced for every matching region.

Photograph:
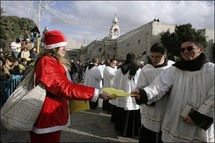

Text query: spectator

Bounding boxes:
[78,61,85,83]
[11,38,21,59]
[20,47,30,60]
[30,48,37,61]
[69,59,79,83]
[0,57,7,80]
[19,58,28,74]
[30,26,40,44]
[22,38,32,50]
[9,60,21,75]
[2,56,14,77]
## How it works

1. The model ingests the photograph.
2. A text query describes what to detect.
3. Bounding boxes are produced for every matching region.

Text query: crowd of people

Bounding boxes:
[0,26,41,81]
[0,29,214,143]
[0,37,37,81]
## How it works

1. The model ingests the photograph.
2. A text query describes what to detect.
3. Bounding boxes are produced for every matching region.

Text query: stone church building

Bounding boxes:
[72,15,214,63]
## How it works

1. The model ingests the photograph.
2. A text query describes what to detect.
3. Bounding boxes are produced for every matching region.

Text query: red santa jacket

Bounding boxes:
[32,56,95,134]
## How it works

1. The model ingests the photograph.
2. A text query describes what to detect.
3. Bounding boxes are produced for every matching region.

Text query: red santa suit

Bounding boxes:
[32,55,98,134]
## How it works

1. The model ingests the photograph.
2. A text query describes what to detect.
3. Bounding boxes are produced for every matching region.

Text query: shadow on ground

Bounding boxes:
[1,107,138,143]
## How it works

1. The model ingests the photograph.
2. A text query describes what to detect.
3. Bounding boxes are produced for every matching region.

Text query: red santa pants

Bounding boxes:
[30,130,61,143]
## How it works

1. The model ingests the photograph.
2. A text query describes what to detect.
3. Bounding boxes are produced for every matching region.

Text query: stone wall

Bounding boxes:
[79,21,214,63]
[116,22,152,62]
[116,21,175,62]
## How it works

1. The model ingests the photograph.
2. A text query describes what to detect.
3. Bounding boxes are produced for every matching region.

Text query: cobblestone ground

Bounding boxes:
[1,99,138,143]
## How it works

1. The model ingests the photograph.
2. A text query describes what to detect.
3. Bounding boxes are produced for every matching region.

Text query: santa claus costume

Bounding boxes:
[30,30,101,143]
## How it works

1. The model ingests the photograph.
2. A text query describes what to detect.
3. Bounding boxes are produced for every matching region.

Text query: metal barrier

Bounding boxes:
[0,75,23,108]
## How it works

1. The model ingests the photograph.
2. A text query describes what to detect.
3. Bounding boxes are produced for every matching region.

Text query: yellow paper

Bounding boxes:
[69,99,90,114]
[102,88,131,98]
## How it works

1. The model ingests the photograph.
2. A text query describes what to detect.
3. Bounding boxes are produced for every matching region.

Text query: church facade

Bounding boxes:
[78,16,214,63]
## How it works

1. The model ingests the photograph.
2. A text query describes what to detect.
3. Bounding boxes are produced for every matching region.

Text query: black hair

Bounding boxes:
[92,58,99,64]
[182,35,207,48]
[150,43,166,54]
[110,58,116,63]
[126,53,136,63]
[15,38,21,43]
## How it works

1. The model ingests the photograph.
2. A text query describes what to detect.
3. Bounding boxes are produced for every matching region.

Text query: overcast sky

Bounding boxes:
[1,1,214,46]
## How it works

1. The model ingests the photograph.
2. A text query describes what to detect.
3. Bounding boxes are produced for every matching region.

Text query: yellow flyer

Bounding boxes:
[102,88,133,98]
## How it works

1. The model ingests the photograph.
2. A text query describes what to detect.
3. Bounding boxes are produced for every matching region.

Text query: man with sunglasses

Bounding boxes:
[136,43,175,143]
[131,36,214,142]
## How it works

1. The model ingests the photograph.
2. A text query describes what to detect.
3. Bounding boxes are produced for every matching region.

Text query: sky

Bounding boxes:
[1,1,214,48]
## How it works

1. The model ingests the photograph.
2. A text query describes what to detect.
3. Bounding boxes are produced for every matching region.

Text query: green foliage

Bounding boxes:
[0,15,37,54]
[161,23,207,57]
[161,30,179,57]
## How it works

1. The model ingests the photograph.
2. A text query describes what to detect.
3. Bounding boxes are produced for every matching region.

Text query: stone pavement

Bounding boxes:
[1,99,138,142]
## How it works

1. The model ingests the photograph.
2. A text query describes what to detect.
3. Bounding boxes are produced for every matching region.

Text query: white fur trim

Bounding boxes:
[45,42,67,49]
[32,112,70,134]
[32,124,67,134]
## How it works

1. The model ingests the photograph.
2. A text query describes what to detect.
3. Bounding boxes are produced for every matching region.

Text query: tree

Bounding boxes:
[161,23,207,58]
[160,30,179,58]
[0,15,37,54]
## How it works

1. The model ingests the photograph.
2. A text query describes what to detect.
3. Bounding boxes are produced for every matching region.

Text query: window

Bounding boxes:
[127,43,129,46]
[99,48,102,52]
[138,40,140,44]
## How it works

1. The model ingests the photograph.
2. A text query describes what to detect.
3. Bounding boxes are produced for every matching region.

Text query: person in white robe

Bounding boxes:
[83,58,103,109]
[112,53,141,138]
[132,36,214,142]
[136,43,175,143]
[97,60,106,78]
[102,58,118,114]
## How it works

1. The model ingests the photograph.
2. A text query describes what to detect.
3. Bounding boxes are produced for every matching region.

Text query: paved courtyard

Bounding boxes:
[1,99,138,143]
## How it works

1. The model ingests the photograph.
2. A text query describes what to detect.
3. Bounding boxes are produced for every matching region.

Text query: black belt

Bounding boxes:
[46,92,56,97]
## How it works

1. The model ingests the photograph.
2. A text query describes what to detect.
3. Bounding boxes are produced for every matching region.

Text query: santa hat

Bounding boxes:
[43,30,67,49]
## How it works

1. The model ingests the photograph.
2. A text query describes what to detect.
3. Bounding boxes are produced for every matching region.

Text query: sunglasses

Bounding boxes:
[180,46,194,52]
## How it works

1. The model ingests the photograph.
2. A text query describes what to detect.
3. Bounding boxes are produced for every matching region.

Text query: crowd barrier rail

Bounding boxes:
[0,75,23,108]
